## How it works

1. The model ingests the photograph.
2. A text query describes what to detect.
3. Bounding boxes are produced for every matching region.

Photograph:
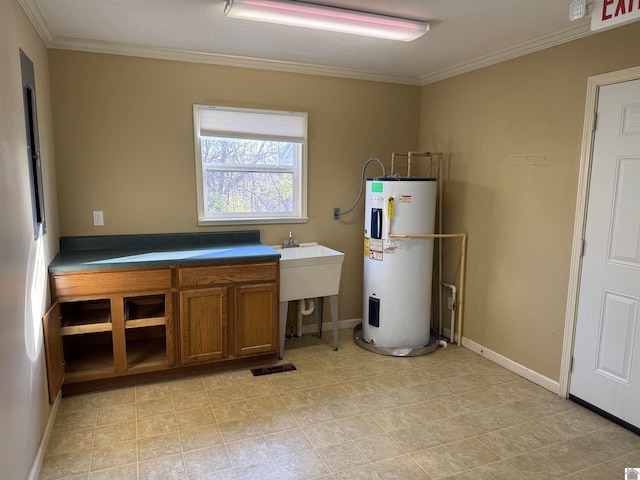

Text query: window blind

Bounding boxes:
[197,106,307,143]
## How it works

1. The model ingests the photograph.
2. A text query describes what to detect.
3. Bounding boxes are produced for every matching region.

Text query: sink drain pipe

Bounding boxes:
[297,298,315,337]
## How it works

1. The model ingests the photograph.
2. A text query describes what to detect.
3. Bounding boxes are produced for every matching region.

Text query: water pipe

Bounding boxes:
[441,282,457,343]
[386,151,468,346]
[297,298,315,337]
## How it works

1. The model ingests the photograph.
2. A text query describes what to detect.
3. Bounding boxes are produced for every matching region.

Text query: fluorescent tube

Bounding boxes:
[224,0,429,41]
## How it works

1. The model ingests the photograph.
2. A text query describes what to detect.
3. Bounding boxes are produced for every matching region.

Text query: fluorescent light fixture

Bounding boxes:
[224,0,429,41]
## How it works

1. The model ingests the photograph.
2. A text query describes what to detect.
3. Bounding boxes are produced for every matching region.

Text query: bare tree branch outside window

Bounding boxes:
[202,137,297,215]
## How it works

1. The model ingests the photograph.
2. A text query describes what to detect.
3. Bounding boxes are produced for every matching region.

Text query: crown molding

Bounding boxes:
[420,19,593,85]
[47,37,423,86]
[18,0,420,85]
[19,0,594,87]
[18,0,53,44]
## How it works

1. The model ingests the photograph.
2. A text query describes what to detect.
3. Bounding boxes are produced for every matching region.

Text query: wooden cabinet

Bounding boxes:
[179,287,228,365]
[43,268,176,403]
[43,259,278,402]
[51,268,174,297]
[42,303,64,404]
[234,283,278,357]
[178,261,278,366]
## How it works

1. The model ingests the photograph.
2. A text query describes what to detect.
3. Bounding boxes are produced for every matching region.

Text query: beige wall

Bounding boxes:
[419,23,640,381]
[48,50,421,321]
[0,1,59,479]
[4,8,636,475]
[27,19,640,466]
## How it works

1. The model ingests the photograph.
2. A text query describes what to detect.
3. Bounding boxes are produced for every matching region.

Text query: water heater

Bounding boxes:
[363,178,437,349]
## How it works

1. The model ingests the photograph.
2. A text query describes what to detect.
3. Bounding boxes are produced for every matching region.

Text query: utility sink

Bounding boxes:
[272,243,345,359]
[273,243,345,302]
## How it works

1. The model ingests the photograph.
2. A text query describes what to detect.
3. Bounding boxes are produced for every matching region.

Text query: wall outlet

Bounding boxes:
[93,210,104,226]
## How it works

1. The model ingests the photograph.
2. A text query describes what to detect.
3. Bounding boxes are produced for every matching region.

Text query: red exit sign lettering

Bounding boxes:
[592,0,640,30]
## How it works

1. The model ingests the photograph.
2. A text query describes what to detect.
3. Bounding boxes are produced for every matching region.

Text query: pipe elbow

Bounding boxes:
[441,282,457,296]
[298,298,315,316]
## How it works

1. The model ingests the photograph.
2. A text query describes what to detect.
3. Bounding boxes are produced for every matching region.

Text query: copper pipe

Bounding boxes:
[390,152,408,176]
[388,232,465,239]
[408,151,413,177]
[390,151,442,177]
[437,154,443,338]
[458,235,467,346]
[387,152,458,342]
[388,222,467,346]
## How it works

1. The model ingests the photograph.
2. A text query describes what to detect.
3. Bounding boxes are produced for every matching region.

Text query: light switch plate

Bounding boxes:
[93,210,104,226]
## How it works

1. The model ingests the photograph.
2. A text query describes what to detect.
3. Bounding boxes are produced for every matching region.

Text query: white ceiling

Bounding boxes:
[20,0,597,85]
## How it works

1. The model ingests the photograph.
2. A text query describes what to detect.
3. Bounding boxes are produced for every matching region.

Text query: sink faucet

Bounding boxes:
[284,231,299,248]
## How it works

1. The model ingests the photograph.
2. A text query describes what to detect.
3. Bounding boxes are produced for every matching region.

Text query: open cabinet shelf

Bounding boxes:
[63,331,114,381]
[60,300,112,336]
[126,333,168,370]
[125,294,167,329]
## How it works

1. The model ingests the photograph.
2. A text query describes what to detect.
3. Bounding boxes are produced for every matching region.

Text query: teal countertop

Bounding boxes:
[49,231,280,273]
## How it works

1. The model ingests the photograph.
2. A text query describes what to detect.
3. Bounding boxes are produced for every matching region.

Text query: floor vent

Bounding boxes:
[250,363,296,376]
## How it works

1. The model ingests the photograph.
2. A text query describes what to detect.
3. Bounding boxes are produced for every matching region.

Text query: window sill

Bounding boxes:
[198,217,309,227]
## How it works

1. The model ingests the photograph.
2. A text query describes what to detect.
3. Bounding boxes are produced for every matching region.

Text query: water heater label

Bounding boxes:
[371,182,383,193]
[368,239,383,261]
[398,195,413,203]
[369,250,383,261]
[383,240,397,254]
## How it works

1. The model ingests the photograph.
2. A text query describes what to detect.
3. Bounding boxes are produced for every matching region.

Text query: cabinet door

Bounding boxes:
[234,283,278,357]
[179,288,228,365]
[42,303,64,404]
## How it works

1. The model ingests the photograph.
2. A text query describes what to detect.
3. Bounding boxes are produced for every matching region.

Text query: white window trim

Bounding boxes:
[193,105,308,226]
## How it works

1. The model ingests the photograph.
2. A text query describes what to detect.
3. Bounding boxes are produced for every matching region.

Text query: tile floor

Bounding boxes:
[39,329,640,480]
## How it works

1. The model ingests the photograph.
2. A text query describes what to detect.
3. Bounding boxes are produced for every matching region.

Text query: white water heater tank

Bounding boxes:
[362,178,437,348]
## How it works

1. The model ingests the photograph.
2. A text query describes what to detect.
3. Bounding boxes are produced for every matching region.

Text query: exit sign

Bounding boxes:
[592,0,640,30]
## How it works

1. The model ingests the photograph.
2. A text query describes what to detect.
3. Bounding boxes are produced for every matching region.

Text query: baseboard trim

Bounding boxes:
[301,318,360,335]
[29,391,61,480]
[461,337,560,395]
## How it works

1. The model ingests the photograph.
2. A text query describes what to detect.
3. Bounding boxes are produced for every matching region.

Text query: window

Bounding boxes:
[20,49,46,239]
[193,105,308,225]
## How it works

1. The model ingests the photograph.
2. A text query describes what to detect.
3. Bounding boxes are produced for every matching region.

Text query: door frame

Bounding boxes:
[559,65,640,398]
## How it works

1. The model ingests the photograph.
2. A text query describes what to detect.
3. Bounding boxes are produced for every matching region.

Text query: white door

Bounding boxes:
[570,78,640,429]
